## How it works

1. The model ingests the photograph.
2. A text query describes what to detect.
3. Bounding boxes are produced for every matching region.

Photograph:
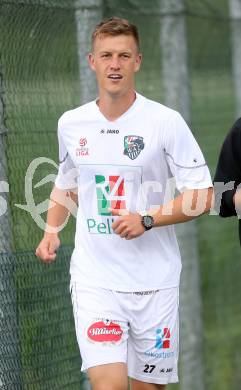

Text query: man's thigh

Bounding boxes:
[70,283,129,371]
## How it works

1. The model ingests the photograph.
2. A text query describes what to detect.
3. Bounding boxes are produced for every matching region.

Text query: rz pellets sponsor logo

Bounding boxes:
[86,175,126,234]
[95,175,126,215]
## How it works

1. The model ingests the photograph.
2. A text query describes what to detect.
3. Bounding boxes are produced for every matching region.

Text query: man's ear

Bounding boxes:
[134,53,142,73]
[88,53,96,71]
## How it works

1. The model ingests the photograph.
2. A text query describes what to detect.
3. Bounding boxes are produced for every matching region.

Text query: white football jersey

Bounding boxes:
[55,93,212,291]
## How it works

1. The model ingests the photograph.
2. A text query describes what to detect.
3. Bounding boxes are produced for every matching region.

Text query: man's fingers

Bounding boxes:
[110,211,144,240]
[49,241,59,255]
[112,219,127,233]
[41,254,56,262]
[120,230,130,238]
[37,252,56,262]
[35,246,46,258]
[45,253,57,261]
[35,238,59,262]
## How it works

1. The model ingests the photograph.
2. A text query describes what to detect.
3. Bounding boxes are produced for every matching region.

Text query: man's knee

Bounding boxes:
[92,384,127,390]
[88,362,128,390]
[130,378,166,389]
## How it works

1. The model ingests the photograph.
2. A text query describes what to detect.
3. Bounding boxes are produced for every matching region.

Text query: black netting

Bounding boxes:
[0,247,85,390]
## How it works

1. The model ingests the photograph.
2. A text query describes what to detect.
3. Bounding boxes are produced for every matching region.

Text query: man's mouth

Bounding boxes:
[107,74,123,80]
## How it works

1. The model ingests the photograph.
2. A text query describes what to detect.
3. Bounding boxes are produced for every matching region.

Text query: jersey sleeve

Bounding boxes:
[214,118,241,217]
[163,112,212,192]
[55,121,78,190]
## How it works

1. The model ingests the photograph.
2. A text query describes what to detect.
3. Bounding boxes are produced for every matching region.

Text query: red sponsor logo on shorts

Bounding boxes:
[87,321,123,342]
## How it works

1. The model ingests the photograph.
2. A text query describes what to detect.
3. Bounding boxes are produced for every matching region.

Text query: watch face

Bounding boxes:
[144,216,153,227]
[142,215,154,230]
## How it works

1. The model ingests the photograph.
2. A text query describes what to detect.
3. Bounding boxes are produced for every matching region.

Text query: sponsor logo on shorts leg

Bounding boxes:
[87,320,123,343]
[155,327,170,349]
[144,327,174,359]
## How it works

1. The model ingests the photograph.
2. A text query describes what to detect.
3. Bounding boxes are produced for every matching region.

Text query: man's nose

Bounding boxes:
[110,56,120,69]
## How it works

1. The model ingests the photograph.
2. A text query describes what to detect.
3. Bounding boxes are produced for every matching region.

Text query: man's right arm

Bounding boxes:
[35,185,77,262]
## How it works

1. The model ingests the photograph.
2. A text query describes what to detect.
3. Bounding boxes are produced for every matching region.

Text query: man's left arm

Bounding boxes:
[111,187,213,240]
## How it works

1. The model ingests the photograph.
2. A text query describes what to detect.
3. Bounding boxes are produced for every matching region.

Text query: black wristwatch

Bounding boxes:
[139,212,154,231]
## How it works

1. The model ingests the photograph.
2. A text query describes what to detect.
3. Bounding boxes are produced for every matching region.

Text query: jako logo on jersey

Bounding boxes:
[87,321,123,343]
[95,175,126,216]
[76,138,89,156]
[124,135,145,160]
[107,129,119,134]
[155,328,171,349]
[100,129,120,134]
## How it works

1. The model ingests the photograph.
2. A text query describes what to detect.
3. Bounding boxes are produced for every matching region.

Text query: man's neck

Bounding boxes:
[97,90,136,122]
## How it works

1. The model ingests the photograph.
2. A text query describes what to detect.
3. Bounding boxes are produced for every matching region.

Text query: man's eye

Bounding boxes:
[102,54,111,58]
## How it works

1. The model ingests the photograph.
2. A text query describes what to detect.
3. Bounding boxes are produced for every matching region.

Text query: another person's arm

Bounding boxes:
[214,118,241,217]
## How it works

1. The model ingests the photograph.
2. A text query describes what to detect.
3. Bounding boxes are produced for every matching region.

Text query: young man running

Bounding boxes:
[36,17,213,390]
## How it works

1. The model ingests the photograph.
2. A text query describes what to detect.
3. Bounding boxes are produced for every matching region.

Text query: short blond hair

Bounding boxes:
[92,16,140,50]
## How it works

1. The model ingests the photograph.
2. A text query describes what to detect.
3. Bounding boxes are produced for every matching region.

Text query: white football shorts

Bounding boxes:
[70,282,179,385]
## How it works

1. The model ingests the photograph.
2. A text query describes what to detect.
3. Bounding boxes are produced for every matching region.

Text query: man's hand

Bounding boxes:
[233,188,241,216]
[111,209,145,240]
[35,233,60,263]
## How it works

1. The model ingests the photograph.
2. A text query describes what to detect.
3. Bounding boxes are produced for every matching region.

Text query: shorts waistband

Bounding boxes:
[115,289,160,295]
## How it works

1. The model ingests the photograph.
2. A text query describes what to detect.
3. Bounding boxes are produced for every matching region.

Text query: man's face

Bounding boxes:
[88,34,142,97]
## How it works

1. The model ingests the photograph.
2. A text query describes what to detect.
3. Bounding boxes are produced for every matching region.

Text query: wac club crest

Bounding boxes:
[123,135,145,160]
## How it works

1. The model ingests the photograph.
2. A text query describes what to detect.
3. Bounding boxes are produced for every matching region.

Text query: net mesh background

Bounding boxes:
[0,0,241,389]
